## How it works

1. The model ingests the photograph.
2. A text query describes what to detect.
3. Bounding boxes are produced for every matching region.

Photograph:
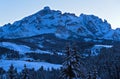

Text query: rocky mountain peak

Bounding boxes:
[0,6,120,40]
[43,6,51,10]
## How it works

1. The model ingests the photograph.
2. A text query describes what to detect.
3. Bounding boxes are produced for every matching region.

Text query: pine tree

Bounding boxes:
[60,45,86,79]
[21,64,29,79]
[87,71,92,79]
[0,67,5,79]
[92,67,100,79]
[7,64,17,79]
[28,68,36,79]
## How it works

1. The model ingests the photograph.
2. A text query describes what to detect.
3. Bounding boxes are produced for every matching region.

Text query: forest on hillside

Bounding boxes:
[0,42,120,79]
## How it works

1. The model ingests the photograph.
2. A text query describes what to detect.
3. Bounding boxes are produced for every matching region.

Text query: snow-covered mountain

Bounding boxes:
[0,6,120,40]
[1,7,120,79]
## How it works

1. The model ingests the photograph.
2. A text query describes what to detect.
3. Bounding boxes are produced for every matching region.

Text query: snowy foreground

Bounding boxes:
[0,60,62,72]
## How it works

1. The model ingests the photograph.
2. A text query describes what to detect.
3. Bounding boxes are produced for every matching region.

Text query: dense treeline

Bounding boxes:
[85,43,120,79]
[59,43,120,79]
[0,64,60,79]
[25,53,64,64]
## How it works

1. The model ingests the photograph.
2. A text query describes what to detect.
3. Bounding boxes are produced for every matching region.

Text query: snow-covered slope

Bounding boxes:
[0,60,61,72]
[0,6,120,40]
[91,44,113,56]
[0,42,30,54]
[0,42,54,54]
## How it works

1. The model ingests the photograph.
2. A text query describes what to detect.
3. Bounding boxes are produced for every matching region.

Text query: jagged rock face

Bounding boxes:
[79,14,111,37]
[0,6,120,40]
[113,28,120,40]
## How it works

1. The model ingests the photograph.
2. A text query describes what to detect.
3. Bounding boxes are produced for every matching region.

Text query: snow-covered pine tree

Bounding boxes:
[60,44,86,79]
[0,67,6,79]
[37,66,45,79]
[21,64,29,79]
[7,64,17,79]
[92,67,100,79]
[87,71,92,79]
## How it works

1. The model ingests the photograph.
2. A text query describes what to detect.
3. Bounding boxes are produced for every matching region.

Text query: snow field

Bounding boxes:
[0,60,61,72]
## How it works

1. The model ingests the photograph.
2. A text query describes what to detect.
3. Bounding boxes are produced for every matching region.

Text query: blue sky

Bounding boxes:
[0,0,120,29]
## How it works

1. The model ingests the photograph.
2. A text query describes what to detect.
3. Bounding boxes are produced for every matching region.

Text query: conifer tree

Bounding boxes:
[92,67,100,79]
[0,67,5,79]
[87,71,92,79]
[7,64,17,79]
[36,66,45,79]
[21,64,29,79]
[60,44,86,79]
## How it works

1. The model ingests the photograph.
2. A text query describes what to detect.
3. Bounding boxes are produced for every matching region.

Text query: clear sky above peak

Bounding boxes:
[0,0,120,29]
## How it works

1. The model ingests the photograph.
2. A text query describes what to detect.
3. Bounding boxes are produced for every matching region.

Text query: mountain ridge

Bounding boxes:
[0,6,120,41]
